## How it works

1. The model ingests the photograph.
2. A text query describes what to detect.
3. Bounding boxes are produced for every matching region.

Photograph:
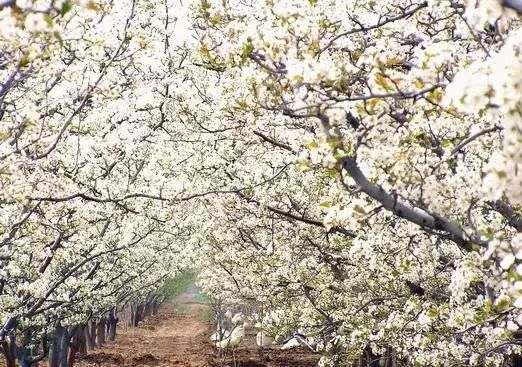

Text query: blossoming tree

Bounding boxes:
[0,1,193,366]
[185,0,522,365]
[2,0,522,366]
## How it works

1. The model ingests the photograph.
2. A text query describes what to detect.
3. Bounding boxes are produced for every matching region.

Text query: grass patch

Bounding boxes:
[159,270,197,300]
[193,292,209,303]
[197,307,214,323]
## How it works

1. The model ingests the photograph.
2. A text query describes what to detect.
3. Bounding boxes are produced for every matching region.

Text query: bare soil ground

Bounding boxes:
[77,292,319,367]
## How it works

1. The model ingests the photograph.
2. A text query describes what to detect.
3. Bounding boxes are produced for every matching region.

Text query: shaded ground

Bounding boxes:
[78,288,319,367]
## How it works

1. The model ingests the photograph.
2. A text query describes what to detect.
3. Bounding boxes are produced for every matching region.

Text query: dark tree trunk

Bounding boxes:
[20,358,32,367]
[77,328,87,356]
[67,329,79,367]
[1,339,16,367]
[130,305,136,328]
[42,336,49,361]
[133,304,143,327]
[47,323,73,367]
[107,309,117,341]
[87,321,96,350]
[151,301,159,315]
[49,323,64,367]
[16,328,46,367]
[358,345,381,367]
[383,346,395,367]
[58,328,72,367]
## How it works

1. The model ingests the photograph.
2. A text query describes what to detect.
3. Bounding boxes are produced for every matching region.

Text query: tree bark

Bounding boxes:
[133,304,143,327]
[67,329,78,367]
[358,345,380,367]
[341,156,486,251]
[87,321,96,350]
[130,305,136,327]
[1,339,16,367]
[144,302,151,318]
[96,318,106,347]
[58,328,71,367]
[49,323,63,367]
[383,346,396,367]
[77,328,87,356]
[107,309,117,341]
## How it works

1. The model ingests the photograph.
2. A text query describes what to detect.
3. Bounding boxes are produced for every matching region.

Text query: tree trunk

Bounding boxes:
[107,309,117,341]
[87,321,96,350]
[144,303,151,318]
[49,323,64,367]
[383,346,396,367]
[1,339,16,367]
[133,304,143,327]
[67,329,79,367]
[18,328,42,367]
[358,345,381,367]
[96,318,106,347]
[41,335,49,362]
[58,328,71,367]
[77,328,87,356]
[130,305,136,328]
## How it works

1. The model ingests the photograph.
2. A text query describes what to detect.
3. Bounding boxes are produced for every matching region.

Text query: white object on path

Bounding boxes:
[210,328,231,342]
[215,324,245,349]
[280,336,301,350]
[256,331,274,347]
[231,312,243,325]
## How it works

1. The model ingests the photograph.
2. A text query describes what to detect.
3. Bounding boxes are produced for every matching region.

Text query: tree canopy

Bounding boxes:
[1,0,522,366]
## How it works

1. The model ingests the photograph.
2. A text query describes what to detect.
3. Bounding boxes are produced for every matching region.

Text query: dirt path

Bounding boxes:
[78,291,214,367]
[77,289,319,367]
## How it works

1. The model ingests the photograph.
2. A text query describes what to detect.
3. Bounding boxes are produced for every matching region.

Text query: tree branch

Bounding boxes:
[29,192,166,203]
[488,200,522,232]
[341,157,486,251]
[503,0,522,13]
[253,130,295,153]
[0,0,15,9]
[451,126,502,156]
[237,192,356,237]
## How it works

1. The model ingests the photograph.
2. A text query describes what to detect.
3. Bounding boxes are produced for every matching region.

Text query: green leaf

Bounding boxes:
[324,168,338,177]
[53,31,64,46]
[240,40,254,64]
[427,307,438,318]
[60,1,73,16]
[200,0,212,12]
[44,14,54,27]
[210,14,222,26]
[18,55,30,68]
[482,227,494,240]
[441,138,452,148]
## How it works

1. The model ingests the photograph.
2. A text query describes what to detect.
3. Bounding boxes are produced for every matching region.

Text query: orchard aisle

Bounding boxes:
[75,288,319,367]
[77,290,214,367]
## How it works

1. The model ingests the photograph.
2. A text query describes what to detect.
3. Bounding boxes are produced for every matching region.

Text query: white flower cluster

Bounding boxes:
[445,30,522,206]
